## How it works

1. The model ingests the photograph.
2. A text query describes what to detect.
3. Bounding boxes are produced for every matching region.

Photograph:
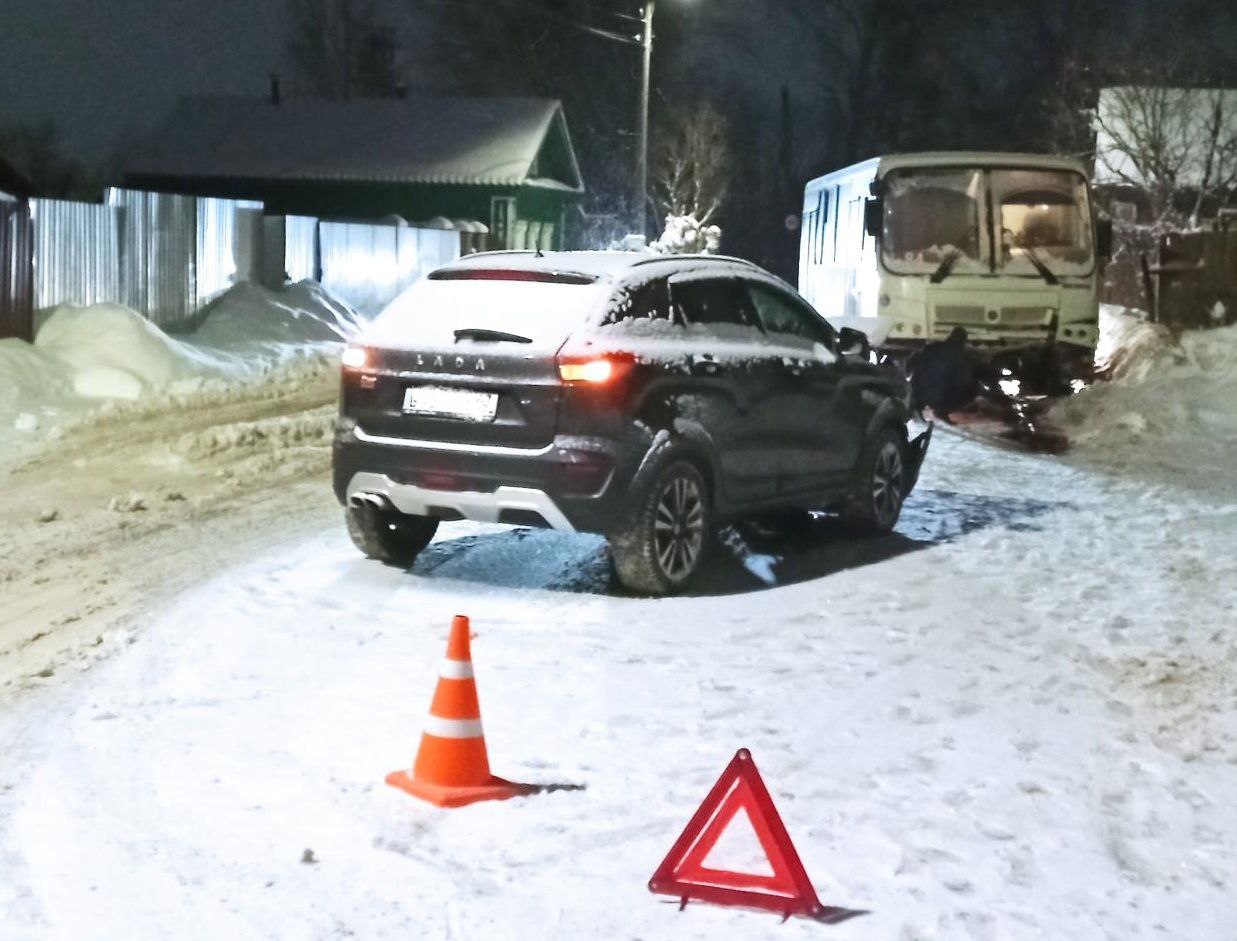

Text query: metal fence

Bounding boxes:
[30,198,121,309]
[319,221,459,316]
[196,196,265,306]
[0,199,33,341]
[107,188,197,330]
[0,188,461,338]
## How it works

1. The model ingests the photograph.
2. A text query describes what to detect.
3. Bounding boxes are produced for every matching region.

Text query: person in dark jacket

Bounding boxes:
[908,327,993,422]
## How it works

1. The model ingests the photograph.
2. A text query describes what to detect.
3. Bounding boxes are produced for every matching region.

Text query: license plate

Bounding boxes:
[402,385,498,422]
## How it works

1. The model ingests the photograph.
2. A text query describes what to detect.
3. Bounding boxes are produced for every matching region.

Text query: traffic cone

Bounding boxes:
[386,615,536,808]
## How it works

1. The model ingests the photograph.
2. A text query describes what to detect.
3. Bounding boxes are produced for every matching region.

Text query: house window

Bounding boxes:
[490,197,515,249]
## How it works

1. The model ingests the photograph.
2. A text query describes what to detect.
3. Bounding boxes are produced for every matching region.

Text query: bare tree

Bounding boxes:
[1095,85,1237,224]
[286,0,400,98]
[651,107,729,225]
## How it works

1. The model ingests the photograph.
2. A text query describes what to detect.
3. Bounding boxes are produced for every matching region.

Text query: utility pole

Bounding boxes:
[636,0,655,235]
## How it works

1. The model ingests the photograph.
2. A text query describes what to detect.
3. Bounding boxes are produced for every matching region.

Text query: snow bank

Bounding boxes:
[1093,304,1174,382]
[36,303,232,399]
[0,282,357,461]
[193,280,363,350]
[1055,307,1237,480]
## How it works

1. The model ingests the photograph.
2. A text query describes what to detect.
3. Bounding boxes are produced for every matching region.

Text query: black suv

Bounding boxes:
[333,251,931,595]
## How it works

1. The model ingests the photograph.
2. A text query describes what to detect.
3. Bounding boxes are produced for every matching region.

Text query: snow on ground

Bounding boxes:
[1054,306,1237,494]
[1,424,1234,940]
[0,281,360,459]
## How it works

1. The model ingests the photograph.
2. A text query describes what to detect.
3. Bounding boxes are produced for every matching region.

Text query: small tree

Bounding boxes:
[651,107,729,227]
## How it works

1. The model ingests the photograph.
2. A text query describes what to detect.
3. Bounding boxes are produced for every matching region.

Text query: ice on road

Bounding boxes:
[1,431,1235,940]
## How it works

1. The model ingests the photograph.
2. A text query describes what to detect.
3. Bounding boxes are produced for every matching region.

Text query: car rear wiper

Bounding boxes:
[1018,246,1060,286]
[453,328,534,344]
[929,248,963,284]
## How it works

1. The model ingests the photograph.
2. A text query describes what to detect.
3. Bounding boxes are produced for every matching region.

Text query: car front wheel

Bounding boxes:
[610,457,711,596]
[840,427,907,535]
[346,502,439,566]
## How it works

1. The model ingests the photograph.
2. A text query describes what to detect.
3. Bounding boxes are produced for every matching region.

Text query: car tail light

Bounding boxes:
[556,352,636,385]
[341,345,369,369]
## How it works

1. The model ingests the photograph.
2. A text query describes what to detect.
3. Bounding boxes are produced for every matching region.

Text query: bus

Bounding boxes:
[798,152,1111,375]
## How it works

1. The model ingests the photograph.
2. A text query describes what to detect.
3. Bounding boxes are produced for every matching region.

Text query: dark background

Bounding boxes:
[2,0,1234,278]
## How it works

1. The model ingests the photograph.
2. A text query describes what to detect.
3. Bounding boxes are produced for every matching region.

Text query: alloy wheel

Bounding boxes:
[652,475,705,582]
[871,442,905,528]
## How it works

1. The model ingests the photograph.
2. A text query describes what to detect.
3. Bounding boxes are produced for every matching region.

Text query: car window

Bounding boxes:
[670,278,758,329]
[606,277,675,325]
[746,282,834,346]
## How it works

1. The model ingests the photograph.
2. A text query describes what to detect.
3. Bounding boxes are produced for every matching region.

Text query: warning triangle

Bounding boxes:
[648,748,827,921]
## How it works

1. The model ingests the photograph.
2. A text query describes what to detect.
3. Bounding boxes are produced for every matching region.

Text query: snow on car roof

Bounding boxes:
[437,251,767,284]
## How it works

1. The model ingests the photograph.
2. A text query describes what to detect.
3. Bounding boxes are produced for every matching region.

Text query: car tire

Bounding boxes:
[610,456,712,596]
[840,426,907,536]
[345,502,439,566]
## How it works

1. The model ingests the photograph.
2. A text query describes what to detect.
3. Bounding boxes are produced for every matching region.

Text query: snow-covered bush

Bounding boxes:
[649,214,722,255]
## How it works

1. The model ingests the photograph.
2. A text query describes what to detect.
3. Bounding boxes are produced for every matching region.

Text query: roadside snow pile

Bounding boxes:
[1093,304,1173,381]
[1055,308,1237,476]
[36,303,232,400]
[0,282,356,460]
[193,280,363,351]
[0,340,75,430]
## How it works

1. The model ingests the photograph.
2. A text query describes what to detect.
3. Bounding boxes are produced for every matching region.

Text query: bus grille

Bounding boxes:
[934,305,1055,329]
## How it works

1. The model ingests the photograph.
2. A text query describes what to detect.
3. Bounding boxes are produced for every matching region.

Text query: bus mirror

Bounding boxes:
[1096,218,1114,258]
[864,198,883,238]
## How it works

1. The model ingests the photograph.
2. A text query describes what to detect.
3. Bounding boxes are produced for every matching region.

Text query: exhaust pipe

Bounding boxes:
[349,492,392,512]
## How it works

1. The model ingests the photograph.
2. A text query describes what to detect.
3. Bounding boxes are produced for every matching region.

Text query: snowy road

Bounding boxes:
[1,430,1235,939]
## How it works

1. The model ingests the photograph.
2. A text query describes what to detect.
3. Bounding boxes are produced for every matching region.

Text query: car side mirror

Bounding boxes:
[1096,218,1114,258]
[864,198,883,238]
[838,326,871,360]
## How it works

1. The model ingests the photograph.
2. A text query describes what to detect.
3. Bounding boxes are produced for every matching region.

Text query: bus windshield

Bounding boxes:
[881,169,988,276]
[881,166,1093,278]
[992,169,1093,277]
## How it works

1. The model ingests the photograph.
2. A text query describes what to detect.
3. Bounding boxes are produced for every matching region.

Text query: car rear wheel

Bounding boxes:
[346,502,439,566]
[610,458,712,596]
[840,427,907,536]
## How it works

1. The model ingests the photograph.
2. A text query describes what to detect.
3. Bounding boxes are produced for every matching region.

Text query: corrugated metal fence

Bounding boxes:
[0,190,461,336]
[319,222,460,317]
[0,199,34,341]
[30,198,121,309]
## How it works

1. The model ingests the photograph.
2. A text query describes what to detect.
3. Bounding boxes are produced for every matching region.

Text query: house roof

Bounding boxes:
[1094,86,1237,187]
[127,95,584,192]
[0,154,31,199]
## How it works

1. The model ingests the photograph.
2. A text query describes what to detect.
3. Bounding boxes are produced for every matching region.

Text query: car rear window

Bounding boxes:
[363,276,608,349]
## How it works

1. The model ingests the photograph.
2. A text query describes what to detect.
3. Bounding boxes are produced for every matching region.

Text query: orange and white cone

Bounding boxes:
[386,615,535,808]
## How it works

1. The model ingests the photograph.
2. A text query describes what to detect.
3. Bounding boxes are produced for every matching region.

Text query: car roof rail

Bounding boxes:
[628,253,762,270]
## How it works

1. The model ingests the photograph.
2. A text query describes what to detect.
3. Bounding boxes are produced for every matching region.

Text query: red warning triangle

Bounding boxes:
[648,748,827,921]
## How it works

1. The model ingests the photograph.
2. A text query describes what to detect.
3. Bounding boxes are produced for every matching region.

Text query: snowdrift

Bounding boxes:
[1054,306,1237,478]
[194,280,363,350]
[0,281,360,457]
[36,303,233,400]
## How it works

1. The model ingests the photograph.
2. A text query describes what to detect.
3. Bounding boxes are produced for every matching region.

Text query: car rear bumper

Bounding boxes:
[344,471,578,531]
[332,419,638,534]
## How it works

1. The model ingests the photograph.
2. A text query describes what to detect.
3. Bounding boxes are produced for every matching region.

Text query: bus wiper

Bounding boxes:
[929,248,963,284]
[453,328,534,344]
[1019,246,1060,286]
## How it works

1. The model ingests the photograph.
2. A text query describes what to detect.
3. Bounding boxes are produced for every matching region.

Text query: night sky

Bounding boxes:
[0,0,286,159]
[2,0,1234,168]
